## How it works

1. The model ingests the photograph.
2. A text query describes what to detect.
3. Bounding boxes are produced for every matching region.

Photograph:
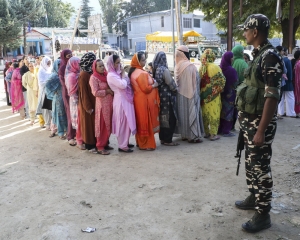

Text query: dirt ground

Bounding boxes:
[0,70,300,240]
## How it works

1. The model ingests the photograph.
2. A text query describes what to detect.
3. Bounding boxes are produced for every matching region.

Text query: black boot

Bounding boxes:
[235,193,255,210]
[242,212,271,233]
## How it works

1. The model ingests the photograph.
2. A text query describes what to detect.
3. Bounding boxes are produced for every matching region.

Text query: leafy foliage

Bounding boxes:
[98,0,121,34]
[188,0,300,47]
[35,0,75,28]
[79,0,93,30]
[0,0,22,50]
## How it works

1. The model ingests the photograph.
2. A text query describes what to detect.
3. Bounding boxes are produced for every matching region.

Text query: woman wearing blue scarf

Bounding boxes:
[45,59,67,139]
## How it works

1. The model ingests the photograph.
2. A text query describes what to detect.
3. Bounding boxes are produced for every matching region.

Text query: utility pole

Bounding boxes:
[175,0,183,45]
[70,6,82,51]
[171,0,175,67]
[227,0,233,51]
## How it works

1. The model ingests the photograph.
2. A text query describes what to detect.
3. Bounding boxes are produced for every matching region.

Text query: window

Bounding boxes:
[194,19,200,28]
[129,39,132,49]
[161,16,164,27]
[129,21,131,31]
[183,18,192,28]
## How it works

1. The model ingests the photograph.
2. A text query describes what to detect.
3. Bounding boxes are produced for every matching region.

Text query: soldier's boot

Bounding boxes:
[235,193,256,210]
[242,212,271,233]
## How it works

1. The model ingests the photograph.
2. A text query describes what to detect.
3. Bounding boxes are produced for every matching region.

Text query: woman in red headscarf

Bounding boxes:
[128,52,160,150]
[90,59,114,155]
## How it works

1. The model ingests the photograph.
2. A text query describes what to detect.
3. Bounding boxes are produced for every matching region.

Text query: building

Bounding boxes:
[124,10,220,53]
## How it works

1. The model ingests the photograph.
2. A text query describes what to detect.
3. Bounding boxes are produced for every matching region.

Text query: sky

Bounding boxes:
[65,0,101,14]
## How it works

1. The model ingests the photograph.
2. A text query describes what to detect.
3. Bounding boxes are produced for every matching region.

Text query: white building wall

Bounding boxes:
[126,10,219,53]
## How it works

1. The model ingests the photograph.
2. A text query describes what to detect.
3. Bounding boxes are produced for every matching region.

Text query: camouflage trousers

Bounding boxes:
[238,111,277,214]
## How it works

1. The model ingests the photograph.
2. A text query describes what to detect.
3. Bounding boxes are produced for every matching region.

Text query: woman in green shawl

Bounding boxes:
[232,45,249,84]
[231,45,249,130]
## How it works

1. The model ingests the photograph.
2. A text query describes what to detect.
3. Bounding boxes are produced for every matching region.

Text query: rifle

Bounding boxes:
[235,129,244,176]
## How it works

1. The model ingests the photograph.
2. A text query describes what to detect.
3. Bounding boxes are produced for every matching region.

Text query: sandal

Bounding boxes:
[49,133,56,138]
[188,139,203,143]
[76,144,86,150]
[162,142,180,146]
[68,139,76,145]
[104,145,114,150]
[204,134,211,138]
[59,135,66,140]
[88,148,98,154]
[210,135,220,141]
[97,150,110,155]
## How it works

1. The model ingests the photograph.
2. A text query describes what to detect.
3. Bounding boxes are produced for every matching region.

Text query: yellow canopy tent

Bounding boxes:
[146,30,202,42]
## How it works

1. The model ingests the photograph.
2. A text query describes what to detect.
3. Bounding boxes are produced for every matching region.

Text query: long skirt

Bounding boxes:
[202,94,221,136]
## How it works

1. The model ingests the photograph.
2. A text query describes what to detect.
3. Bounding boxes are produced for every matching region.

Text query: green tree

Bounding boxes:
[9,0,44,55]
[98,0,121,34]
[0,0,22,58]
[35,0,75,28]
[152,0,171,12]
[79,0,93,33]
[188,0,300,48]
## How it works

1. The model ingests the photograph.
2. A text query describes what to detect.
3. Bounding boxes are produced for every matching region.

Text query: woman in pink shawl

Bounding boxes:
[107,55,136,153]
[58,49,76,146]
[294,50,300,116]
[65,56,85,149]
[90,59,114,155]
[11,61,25,118]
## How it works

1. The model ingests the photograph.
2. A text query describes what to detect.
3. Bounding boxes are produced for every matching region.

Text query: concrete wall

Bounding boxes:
[126,10,220,53]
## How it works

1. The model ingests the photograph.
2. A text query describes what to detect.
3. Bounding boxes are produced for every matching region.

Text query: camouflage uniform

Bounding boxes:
[236,40,283,214]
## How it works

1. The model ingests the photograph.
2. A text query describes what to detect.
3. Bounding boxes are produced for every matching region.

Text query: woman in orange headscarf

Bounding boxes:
[128,52,160,150]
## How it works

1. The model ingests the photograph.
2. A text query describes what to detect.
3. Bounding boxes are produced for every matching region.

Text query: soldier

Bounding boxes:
[235,14,283,233]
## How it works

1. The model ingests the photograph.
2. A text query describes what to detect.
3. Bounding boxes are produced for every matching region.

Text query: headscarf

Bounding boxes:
[38,56,52,88]
[175,45,197,99]
[92,59,107,82]
[58,49,72,77]
[45,59,61,100]
[152,51,168,85]
[107,54,133,103]
[80,52,96,73]
[130,53,143,70]
[220,51,238,92]
[106,55,121,74]
[232,45,248,84]
[200,49,216,77]
[199,49,226,104]
[65,56,81,96]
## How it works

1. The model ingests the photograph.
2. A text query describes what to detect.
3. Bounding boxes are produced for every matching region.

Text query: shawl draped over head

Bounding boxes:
[175,45,197,99]
[65,56,81,96]
[107,54,133,103]
[107,55,122,74]
[92,59,107,82]
[199,49,226,104]
[131,53,143,70]
[80,52,96,73]
[38,56,52,88]
[58,49,72,77]
[45,59,61,100]
[220,51,238,92]
[232,45,249,84]
[152,51,168,85]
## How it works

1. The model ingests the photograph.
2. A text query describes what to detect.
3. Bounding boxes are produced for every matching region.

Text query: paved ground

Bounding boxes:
[0,68,300,240]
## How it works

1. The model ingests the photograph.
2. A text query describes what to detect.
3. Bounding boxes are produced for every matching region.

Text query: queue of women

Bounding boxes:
[5,46,300,155]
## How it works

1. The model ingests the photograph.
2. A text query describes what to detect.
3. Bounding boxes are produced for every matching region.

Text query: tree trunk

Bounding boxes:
[0,45,3,59]
[23,22,27,55]
[281,15,300,49]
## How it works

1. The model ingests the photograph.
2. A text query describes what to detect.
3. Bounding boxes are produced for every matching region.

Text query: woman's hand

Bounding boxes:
[106,89,114,96]
[87,109,94,115]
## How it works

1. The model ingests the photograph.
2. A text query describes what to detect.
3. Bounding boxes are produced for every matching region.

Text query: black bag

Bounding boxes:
[42,94,52,110]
